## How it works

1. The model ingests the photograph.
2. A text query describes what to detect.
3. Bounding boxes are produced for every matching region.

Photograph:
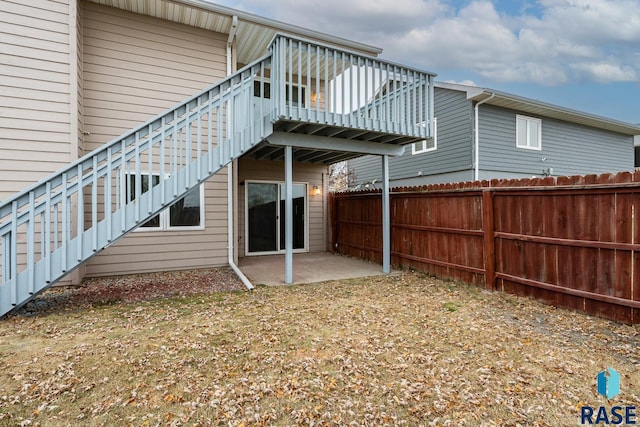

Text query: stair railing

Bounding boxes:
[0,54,272,315]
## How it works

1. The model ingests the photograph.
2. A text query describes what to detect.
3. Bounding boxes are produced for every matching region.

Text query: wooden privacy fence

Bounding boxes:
[329,171,640,324]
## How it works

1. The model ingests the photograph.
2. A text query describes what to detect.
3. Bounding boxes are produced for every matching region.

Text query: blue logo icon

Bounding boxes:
[580,367,636,425]
[597,367,621,400]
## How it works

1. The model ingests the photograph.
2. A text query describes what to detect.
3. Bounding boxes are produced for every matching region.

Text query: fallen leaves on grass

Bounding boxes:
[0,271,638,426]
[12,268,244,316]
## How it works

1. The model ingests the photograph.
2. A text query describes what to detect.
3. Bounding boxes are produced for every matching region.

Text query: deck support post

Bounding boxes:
[382,154,390,274]
[285,145,293,284]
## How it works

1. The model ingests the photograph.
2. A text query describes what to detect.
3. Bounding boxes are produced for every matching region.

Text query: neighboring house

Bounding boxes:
[0,0,436,314]
[349,82,640,187]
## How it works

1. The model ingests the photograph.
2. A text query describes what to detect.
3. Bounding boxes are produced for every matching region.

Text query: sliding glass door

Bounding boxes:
[246,181,307,255]
[247,182,278,253]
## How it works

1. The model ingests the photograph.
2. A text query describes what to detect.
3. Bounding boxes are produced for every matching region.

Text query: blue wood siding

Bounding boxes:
[478,105,635,177]
[349,87,473,185]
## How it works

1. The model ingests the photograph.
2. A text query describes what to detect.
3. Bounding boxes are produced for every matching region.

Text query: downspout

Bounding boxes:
[228,163,252,290]
[474,92,495,181]
[225,16,253,290]
[226,16,237,76]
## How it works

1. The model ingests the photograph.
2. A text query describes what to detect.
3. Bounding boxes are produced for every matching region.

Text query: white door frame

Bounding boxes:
[244,180,309,256]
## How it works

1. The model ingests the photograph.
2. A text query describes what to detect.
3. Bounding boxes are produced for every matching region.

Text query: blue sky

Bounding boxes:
[213,0,640,124]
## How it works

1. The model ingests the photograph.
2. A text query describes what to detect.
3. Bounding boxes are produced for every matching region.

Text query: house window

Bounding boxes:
[127,174,161,230]
[254,81,307,107]
[516,115,542,150]
[168,188,203,229]
[412,118,437,155]
[127,173,204,231]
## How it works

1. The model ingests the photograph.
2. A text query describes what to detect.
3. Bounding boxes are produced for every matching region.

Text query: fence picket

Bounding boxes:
[331,171,640,324]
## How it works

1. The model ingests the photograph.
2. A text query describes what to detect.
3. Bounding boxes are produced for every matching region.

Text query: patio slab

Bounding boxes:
[238,252,395,285]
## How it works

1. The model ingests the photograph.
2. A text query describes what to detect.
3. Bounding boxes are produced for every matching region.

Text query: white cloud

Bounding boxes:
[389,0,640,85]
[217,0,640,85]
[534,0,640,44]
[443,79,478,86]
[570,62,638,82]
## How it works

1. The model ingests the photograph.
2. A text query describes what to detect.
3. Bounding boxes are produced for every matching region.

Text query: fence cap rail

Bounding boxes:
[337,170,640,195]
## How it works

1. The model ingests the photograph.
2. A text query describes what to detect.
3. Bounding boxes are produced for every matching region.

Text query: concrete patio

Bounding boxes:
[238,252,394,285]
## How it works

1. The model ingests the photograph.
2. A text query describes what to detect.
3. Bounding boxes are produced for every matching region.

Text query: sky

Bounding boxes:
[212,0,640,125]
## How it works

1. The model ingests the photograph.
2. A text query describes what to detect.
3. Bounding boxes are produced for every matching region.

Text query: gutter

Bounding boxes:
[226,16,238,74]
[474,92,495,181]
[226,16,253,291]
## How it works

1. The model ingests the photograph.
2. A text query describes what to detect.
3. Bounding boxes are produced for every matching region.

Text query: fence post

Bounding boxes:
[482,189,496,290]
[381,155,391,273]
[328,193,336,253]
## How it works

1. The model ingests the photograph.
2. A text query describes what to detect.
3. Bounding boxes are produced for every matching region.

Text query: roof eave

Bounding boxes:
[172,0,383,57]
[467,89,640,136]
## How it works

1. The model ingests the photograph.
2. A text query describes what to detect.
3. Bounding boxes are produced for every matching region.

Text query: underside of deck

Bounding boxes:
[245,119,427,164]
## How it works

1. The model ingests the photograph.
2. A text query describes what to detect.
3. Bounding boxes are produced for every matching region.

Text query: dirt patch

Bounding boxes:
[0,271,638,426]
[10,268,245,317]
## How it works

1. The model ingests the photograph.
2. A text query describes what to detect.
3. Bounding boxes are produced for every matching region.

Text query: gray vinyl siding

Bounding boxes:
[349,87,473,186]
[383,170,474,187]
[350,88,634,187]
[346,154,376,186]
[478,105,634,177]
[347,155,378,186]
[81,2,230,277]
[0,0,73,199]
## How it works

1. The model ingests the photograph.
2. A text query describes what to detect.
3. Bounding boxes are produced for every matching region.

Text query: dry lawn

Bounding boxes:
[0,269,638,426]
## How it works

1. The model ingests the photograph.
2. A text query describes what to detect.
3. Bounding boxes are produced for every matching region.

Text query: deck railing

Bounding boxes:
[269,34,436,139]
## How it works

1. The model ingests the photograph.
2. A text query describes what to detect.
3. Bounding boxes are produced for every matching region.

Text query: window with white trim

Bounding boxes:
[516,115,542,150]
[412,118,437,155]
[128,173,204,231]
[167,187,204,229]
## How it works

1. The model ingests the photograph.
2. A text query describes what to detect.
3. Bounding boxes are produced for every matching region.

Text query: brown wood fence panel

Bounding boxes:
[332,193,383,263]
[329,171,640,324]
